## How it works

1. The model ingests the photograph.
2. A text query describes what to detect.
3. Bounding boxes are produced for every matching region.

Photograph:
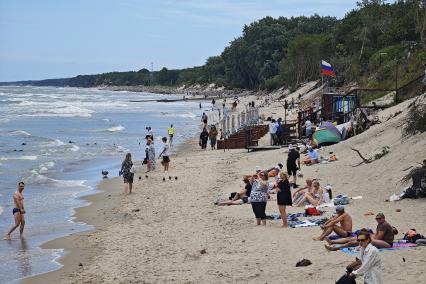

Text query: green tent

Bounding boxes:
[313,128,341,146]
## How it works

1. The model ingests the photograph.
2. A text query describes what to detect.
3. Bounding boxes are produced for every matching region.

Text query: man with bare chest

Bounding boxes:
[4,182,26,240]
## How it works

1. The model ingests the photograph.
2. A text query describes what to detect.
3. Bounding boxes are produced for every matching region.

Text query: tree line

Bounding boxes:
[4,1,426,91]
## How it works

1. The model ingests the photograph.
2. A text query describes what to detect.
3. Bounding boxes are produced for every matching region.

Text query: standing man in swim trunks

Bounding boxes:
[4,182,26,240]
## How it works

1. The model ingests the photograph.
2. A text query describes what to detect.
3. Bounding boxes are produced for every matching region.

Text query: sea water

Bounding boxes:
[0,86,206,283]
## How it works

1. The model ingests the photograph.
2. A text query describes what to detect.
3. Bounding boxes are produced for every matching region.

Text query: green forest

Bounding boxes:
[9,0,426,91]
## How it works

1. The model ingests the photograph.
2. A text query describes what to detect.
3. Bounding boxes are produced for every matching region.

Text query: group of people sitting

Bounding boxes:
[312,208,397,252]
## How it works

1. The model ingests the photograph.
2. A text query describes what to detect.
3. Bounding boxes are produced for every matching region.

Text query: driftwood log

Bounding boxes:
[351,147,372,167]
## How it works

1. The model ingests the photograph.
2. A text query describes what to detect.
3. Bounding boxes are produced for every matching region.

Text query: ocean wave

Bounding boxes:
[0,155,38,161]
[10,130,32,136]
[0,206,4,216]
[155,111,197,119]
[0,118,10,124]
[15,101,94,118]
[106,125,125,132]
[25,170,87,188]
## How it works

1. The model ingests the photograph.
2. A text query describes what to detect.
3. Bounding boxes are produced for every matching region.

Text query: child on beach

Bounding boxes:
[158,137,171,172]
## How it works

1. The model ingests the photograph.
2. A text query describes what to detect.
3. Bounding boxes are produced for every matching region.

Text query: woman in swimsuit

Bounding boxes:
[294,180,323,206]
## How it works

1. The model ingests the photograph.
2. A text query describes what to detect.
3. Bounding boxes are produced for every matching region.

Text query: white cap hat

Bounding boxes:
[288,144,294,150]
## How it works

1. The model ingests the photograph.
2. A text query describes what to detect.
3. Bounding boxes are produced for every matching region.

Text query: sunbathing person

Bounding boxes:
[293,180,323,206]
[302,146,319,165]
[292,178,313,205]
[313,205,353,241]
[216,196,251,206]
[324,228,372,251]
[230,177,252,201]
[216,177,252,206]
[371,213,396,248]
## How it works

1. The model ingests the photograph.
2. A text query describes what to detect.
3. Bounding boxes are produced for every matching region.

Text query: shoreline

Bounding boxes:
[21,140,198,284]
[21,177,122,284]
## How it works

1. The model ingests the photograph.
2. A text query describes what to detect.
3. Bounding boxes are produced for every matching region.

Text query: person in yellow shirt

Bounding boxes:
[168,124,175,147]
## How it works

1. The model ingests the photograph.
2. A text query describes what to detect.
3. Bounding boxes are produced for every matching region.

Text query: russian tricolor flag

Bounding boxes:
[321,60,335,77]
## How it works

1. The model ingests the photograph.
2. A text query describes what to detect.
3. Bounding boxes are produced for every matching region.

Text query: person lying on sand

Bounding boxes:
[313,205,353,241]
[324,228,373,251]
[293,180,323,206]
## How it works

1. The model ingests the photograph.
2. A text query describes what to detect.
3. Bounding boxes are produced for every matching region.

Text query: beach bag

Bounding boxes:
[334,195,350,205]
[403,229,425,243]
[305,207,321,216]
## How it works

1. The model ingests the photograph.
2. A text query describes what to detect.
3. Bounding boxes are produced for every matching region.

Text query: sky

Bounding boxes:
[0,0,360,82]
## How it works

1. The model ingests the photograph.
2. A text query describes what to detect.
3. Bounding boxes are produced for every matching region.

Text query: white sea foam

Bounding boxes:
[43,139,66,147]
[106,125,125,132]
[0,206,4,216]
[0,118,10,124]
[39,161,55,173]
[69,145,80,152]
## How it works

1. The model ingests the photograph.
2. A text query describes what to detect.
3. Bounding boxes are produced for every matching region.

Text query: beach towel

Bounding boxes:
[341,243,417,255]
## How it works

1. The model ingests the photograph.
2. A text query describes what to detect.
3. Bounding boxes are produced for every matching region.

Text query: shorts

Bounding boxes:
[241,196,250,204]
[162,156,170,163]
[287,165,298,176]
[12,208,21,215]
[251,202,266,219]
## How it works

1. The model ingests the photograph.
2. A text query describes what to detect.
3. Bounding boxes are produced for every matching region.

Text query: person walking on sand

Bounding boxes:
[201,112,208,128]
[168,124,175,147]
[286,144,300,188]
[199,128,209,150]
[4,182,26,240]
[120,153,134,194]
[146,138,156,172]
[209,125,218,150]
[276,172,292,227]
[313,205,353,241]
[349,231,383,284]
[158,137,171,172]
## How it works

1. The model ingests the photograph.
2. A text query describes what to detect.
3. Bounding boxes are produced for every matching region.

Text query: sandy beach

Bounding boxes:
[23,93,426,284]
